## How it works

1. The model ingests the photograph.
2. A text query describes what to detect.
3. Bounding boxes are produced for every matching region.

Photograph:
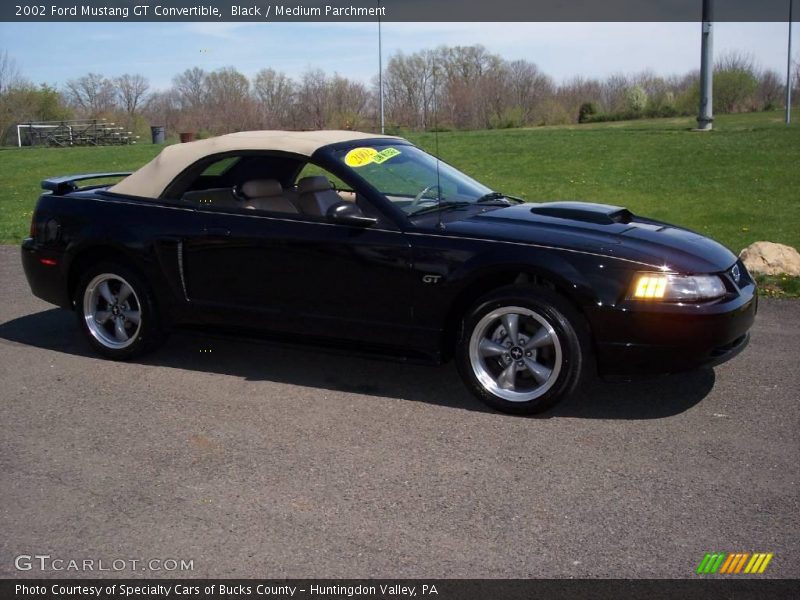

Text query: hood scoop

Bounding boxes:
[529,202,633,225]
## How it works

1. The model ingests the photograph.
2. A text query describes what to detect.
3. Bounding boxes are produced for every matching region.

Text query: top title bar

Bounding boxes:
[3,0,800,22]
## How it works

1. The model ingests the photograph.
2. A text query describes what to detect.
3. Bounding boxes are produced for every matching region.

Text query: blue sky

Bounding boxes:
[1,22,796,89]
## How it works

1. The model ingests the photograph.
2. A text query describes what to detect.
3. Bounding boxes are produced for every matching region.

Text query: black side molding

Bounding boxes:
[41,172,132,195]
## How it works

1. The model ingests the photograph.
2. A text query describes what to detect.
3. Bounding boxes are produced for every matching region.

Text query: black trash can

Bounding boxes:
[150,125,165,144]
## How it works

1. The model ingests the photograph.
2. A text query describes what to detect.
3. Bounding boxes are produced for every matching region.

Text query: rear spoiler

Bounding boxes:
[41,172,132,195]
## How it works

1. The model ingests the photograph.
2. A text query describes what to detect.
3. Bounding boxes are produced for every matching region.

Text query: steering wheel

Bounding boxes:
[409,184,442,211]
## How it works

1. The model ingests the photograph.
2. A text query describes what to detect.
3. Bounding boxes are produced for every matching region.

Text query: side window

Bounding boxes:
[180,156,241,209]
[179,154,305,216]
[280,164,355,220]
[173,154,391,224]
[294,164,351,199]
[293,162,395,229]
[292,162,392,225]
[200,156,239,177]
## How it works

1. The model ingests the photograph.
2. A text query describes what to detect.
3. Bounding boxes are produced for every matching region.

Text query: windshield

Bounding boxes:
[335,144,495,216]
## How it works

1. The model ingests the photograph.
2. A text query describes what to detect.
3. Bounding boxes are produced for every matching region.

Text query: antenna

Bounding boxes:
[433,64,444,230]
[377,0,385,134]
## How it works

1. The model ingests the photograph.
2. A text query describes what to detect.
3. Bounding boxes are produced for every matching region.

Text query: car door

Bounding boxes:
[182,206,415,348]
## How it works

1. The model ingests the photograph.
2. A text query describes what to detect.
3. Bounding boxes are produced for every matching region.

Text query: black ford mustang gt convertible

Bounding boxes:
[21,130,756,414]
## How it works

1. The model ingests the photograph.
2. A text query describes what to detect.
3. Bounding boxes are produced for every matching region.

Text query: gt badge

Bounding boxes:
[422,274,442,284]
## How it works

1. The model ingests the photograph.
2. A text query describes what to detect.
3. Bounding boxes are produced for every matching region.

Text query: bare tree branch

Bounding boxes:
[115,73,149,117]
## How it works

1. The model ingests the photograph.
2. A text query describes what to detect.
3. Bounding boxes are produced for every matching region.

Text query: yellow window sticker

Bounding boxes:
[344,146,402,167]
[344,147,378,167]
[372,147,401,164]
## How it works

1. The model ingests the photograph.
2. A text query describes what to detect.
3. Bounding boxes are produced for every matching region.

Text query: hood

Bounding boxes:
[446,202,737,273]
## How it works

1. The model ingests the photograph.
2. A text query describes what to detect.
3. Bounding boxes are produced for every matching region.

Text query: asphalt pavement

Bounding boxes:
[0,245,797,578]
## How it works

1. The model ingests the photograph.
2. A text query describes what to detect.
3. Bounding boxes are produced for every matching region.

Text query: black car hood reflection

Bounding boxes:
[444,202,737,274]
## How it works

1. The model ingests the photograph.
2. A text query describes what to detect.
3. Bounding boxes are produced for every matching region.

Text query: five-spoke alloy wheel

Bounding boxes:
[75,263,164,359]
[468,306,563,402]
[456,285,585,414]
[83,273,142,350]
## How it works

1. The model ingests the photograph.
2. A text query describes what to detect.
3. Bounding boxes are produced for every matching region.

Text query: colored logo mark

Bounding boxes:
[696,552,773,575]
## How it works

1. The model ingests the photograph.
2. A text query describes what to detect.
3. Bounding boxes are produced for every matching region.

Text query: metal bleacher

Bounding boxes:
[16,119,139,147]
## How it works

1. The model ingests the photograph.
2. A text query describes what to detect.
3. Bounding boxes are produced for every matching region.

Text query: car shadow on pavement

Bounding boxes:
[0,308,714,420]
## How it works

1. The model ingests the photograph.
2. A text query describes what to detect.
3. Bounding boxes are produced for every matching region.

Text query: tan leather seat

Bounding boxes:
[295,176,342,217]
[240,179,299,214]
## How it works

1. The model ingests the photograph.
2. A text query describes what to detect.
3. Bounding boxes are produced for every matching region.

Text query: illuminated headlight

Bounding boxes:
[629,272,726,302]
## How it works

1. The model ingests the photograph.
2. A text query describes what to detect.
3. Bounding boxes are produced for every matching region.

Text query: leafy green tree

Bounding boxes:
[1,83,73,144]
[714,70,758,113]
[713,52,759,113]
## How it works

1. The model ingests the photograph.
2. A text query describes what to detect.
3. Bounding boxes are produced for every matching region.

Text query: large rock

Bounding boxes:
[739,241,800,276]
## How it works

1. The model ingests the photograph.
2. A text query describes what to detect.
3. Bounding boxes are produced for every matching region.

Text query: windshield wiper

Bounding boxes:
[408,200,471,217]
[475,192,523,205]
[409,192,524,217]
[475,192,506,203]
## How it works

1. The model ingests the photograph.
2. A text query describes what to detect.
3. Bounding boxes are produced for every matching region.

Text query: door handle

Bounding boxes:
[204,227,231,236]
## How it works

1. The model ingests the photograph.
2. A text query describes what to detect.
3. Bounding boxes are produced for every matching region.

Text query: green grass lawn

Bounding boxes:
[408,112,799,254]
[2,112,798,256]
[0,143,161,243]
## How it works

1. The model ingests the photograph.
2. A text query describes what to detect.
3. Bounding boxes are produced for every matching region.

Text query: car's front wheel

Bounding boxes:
[456,285,586,414]
[75,263,164,359]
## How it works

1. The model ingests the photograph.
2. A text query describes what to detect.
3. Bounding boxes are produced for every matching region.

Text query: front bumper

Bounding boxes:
[590,283,757,376]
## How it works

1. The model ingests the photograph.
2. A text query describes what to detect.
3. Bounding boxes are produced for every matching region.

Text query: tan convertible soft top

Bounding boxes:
[109,129,402,199]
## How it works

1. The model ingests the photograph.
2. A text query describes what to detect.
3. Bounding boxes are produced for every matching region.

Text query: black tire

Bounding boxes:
[455,284,587,415]
[74,262,165,360]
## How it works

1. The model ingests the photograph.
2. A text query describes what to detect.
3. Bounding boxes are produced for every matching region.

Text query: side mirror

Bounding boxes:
[326,202,377,227]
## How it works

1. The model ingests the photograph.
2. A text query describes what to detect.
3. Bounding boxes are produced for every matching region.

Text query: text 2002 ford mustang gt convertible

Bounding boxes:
[21,130,756,414]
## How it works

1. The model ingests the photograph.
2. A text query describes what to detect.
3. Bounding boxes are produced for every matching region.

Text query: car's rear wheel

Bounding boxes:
[75,263,164,359]
[456,285,586,414]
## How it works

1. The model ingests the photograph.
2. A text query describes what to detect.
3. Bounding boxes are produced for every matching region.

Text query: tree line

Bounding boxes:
[1,45,798,144]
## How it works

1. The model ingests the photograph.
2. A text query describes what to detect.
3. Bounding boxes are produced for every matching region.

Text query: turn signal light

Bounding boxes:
[629,272,727,302]
[633,275,667,299]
